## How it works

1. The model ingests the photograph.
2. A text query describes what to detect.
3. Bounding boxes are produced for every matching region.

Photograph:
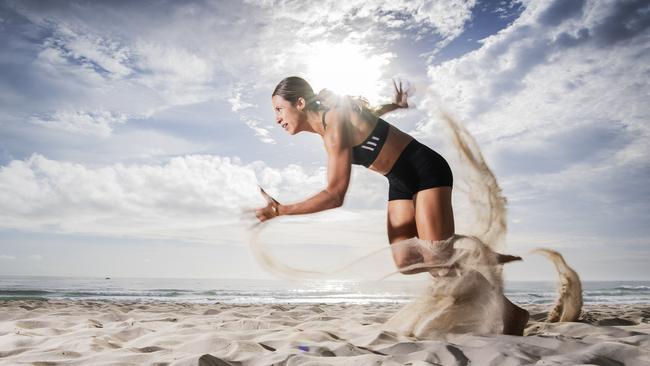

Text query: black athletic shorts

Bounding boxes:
[384,139,453,201]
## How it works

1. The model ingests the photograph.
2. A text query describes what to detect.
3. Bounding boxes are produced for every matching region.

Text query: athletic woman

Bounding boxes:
[255,76,529,335]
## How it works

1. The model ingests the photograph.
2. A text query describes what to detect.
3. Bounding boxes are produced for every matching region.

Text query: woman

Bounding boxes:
[255,76,529,335]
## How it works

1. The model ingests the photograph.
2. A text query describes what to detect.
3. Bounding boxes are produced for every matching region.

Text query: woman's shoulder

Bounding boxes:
[322,107,359,147]
[323,107,351,131]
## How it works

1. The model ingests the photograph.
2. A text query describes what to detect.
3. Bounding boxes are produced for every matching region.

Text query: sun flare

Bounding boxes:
[303,41,392,105]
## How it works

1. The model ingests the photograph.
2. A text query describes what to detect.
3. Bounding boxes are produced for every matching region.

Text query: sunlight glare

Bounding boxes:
[304,41,392,105]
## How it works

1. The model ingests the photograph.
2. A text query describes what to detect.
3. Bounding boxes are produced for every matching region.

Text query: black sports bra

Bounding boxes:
[322,110,389,167]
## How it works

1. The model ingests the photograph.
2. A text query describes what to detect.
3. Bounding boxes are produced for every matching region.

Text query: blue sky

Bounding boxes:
[0,0,648,280]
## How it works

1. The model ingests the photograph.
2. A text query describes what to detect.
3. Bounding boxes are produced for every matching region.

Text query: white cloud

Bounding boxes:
[229,85,273,144]
[58,26,132,78]
[241,116,275,144]
[254,0,476,42]
[425,0,649,138]
[417,0,650,247]
[411,0,477,45]
[30,110,127,138]
[135,42,210,82]
[133,41,217,106]
[251,0,476,77]
[0,154,386,245]
[14,6,222,122]
[27,254,43,261]
[5,1,479,150]
[422,0,650,181]
[0,254,16,260]
[228,89,256,112]
[35,21,132,80]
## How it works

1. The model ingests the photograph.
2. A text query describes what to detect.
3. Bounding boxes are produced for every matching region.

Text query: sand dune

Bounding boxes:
[1,300,648,365]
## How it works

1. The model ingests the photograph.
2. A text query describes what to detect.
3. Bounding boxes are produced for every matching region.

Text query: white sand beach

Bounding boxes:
[1,300,648,365]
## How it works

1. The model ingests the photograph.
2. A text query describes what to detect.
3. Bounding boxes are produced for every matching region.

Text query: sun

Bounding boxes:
[303,41,392,105]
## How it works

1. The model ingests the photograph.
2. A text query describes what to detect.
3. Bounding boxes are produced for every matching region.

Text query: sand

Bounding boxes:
[1,300,648,365]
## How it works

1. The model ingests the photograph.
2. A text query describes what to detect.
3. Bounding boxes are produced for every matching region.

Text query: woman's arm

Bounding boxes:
[280,110,352,216]
[255,110,352,221]
[373,79,411,116]
[373,103,401,116]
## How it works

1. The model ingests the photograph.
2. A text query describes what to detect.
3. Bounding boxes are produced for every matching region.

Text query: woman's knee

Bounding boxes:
[390,241,424,273]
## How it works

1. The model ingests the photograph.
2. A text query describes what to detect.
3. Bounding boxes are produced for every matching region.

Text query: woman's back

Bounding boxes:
[323,102,413,175]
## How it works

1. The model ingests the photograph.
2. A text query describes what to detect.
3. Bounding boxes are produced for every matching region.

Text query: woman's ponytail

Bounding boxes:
[315,88,371,115]
[314,88,336,109]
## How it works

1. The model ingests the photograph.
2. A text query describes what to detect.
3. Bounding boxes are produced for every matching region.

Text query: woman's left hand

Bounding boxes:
[392,79,413,109]
[255,187,281,222]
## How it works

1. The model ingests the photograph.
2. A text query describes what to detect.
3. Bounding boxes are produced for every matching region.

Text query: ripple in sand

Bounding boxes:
[131,346,166,353]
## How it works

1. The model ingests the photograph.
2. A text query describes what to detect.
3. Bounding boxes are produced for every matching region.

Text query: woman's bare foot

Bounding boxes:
[502,296,530,336]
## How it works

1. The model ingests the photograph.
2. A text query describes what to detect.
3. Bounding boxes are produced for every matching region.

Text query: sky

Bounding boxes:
[0,0,648,281]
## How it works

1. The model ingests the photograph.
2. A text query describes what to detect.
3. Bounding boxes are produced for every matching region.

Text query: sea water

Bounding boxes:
[0,276,648,305]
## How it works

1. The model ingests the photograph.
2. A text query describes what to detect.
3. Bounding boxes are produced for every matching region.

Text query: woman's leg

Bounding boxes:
[502,295,530,336]
[414,186,529,335]
[387,199,420,274]
[413,186,455,241]
[387,199,417,244]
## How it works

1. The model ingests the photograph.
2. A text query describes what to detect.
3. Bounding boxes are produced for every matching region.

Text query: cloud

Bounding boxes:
[0,154,387,244]
[422,0,650,167]
[2,0,480,150]
[0,254,16,260]
[47,22,133,78]
[410,0,477,46]
[4,2,223,122]
[229,90,256,112]
[21,15,133,82]
[229,85,274,144]
[30,110,127,138]
[537,0,586,26]
[418,0,650,246]
[251,0,476,42]
[241,116,275,144]
[133,41,217,106]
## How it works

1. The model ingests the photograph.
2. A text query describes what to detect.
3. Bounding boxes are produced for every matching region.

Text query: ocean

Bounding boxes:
[1,276,648,305]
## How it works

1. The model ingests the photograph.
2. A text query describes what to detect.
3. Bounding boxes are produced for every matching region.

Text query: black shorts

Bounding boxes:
[384,139,453,201]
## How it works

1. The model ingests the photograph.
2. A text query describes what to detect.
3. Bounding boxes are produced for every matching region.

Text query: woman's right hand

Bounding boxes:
[255,187,281,222]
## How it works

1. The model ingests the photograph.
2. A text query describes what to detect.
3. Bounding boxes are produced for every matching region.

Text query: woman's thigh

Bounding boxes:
[414,186,455,241]
[387,199,417,244]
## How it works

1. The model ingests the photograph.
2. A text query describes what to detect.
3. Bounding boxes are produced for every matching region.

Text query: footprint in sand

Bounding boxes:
[90,337,122,351]
[87,319,103,328]
[140,317,178,323]
[15,320,50,329]
[130,346,166,353]
[596,318,638,326]
[59,350,82,358]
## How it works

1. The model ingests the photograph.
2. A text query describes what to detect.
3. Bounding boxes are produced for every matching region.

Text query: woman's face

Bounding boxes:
[272,95,304,135]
